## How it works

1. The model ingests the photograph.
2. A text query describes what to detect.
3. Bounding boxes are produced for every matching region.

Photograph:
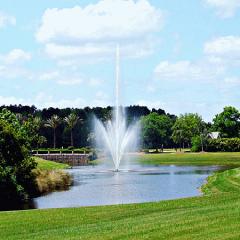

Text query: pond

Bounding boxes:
[33,163,222,209]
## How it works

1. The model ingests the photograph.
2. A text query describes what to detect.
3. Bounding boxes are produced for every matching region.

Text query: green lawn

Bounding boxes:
[1,153,240,239]
[138,152,240,166]
[202,167,240,195]
[34,157,70,170]
[0,193,240,240]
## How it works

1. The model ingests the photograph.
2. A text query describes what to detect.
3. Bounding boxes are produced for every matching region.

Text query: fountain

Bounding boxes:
[95,45,139,171]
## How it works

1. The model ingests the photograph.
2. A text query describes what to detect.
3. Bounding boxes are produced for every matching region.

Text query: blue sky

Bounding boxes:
[0,0,240,121]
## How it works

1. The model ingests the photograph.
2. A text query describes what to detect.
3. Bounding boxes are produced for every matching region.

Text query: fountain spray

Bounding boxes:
[95,45,139,171]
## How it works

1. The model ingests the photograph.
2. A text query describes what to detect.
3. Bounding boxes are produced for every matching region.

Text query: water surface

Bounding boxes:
[33,164,221,209]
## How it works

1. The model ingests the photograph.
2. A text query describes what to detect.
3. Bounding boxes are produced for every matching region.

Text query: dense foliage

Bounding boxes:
[171,113,206,150]
[1,104,240,152]
[141,113,174,150]
[213,106,240,138]
[0,117,36,204]
[0,105,176,149]
[207,138,240,152]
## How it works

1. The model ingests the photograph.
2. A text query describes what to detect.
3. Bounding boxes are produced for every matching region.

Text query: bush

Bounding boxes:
[0,119,36,203]
[207,138,240,152]
[34,169,72,195]
[191,136,202,152]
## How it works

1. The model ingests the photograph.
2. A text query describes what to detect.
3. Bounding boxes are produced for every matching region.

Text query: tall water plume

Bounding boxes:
[95,46,139,171]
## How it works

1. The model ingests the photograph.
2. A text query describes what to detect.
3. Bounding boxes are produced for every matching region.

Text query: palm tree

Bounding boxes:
[64,113,82,147]
[33,116,42,129]
[44,115,61,148]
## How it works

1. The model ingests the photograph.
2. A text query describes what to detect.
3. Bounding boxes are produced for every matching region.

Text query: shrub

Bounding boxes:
[191,136,202,152]
[207,138,240,152]
[34,169,72,195]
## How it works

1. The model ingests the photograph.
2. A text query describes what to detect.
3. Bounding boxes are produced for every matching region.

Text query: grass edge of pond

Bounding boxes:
[1,152,240,239]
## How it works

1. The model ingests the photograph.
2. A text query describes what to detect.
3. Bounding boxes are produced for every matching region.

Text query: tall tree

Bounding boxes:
[23,116,46,149]
[213,106,240,138]
[44,115,61,148]
[141,113,173,151]
[172,113,203,150]
[64,113,81,147]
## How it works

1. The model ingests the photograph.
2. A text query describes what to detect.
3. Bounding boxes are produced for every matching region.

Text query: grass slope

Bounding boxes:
[139,152,240,166]
[0,194,240,240]
[34,157,69,170]
[1,153,240,239]
[202,167,240,195]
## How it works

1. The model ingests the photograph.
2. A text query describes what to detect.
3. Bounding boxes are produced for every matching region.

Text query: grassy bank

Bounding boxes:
[138,152,240,166]
[0,193,240,239]
[34,157,70,170]
[33,157,72,195]
[1,153,240,239]
[202,167,240,195]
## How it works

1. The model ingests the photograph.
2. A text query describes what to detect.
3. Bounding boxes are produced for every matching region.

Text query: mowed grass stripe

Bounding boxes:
[138,152,240,166]
[202,168,240,194]
[1,194,240,239]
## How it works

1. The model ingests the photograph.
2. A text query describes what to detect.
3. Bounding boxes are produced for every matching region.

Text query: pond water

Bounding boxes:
[33,164,222,209]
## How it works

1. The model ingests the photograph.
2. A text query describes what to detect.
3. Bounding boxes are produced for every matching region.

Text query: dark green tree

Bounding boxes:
[0,118,36,205]
[23,116,46,149]
[172,113,203,150]
[213,106,240,138]
[141,113,173,151]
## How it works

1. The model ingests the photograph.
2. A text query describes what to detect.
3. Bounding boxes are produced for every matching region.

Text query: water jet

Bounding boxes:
[95,45,139,171]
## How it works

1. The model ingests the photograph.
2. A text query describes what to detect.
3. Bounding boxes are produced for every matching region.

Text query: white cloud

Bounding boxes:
[0,12,16,28]
[0,49,32,79]
[23,92,110,109]
[38,69,104,87]
[45,39,156,61]
[0,96,27,106]
[33,92,89,108]
[0,92,89,109]
[151,36,240,121]
[36,0,164,60]
[154,36,240,84]
[154,60,223,81]
[0,49,31,65]
[37,0,163,43]
[3,49,31,64]
[204,0,240,18]
[204,36,240,65]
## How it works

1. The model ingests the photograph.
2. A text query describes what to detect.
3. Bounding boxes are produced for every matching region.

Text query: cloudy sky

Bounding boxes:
[0,0,240,121]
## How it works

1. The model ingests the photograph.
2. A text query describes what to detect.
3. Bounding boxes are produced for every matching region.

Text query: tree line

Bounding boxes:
[0,105,175,149]
[1,104,239,151]
[141,106,240,152]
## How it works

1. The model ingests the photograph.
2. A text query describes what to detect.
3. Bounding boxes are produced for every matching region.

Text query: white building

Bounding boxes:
[208,132,220,139]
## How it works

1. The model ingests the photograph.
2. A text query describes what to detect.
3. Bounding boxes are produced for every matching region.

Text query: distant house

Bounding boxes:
[208,132,220,139]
